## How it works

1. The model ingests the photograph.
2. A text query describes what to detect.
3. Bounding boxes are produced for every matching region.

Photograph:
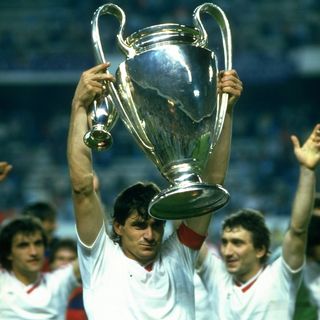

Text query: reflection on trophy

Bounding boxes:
[85,2,233,220]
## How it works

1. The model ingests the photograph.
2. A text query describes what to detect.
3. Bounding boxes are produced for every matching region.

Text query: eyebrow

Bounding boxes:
[14,237,44,246]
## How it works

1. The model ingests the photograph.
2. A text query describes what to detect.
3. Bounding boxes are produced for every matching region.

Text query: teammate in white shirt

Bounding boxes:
[294,195,320,319]
[197,123,320,320]
[67,63,243,320]
[0,216,81,320]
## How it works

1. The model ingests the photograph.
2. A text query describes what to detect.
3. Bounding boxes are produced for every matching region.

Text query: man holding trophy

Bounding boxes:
[67,62,242,319]
[67,2,243,319]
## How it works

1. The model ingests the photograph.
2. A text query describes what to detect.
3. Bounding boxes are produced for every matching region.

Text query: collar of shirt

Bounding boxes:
[234,267,264,293]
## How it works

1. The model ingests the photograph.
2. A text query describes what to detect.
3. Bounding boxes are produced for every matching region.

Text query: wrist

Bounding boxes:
[300,165,315,175]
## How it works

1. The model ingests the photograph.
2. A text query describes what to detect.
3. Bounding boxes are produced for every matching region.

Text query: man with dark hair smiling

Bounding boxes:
[196,123,320,319]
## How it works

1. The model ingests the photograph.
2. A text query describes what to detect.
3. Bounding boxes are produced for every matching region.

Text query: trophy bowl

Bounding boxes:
[87,3,233,219]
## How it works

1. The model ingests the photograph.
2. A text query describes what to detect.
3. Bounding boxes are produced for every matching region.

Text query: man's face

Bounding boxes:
[220,226,265,282]
[51,248,77,270]
[114,210,165,266]
[8,231,45,277]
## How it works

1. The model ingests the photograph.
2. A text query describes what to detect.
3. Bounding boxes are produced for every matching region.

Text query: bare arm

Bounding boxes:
[203,70,243,185]
[0,162,12,182]
[282,123,320,269]
[67,63,115,245]
[185,70,243,235]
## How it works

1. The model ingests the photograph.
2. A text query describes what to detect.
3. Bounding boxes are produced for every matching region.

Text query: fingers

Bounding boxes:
[312,124,320,143]
[79,63,116,97]
[218,69,243,95]
[290,135,300,149]
[88,62,111,74]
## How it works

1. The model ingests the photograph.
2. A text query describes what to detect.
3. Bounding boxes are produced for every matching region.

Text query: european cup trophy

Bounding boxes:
[84,3,232,220]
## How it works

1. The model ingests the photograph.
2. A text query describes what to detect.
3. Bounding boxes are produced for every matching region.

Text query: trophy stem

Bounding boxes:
[162,161,204,185]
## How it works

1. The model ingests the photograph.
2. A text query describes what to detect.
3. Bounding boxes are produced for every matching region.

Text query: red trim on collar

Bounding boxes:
[235,278,258,293]
[177,223,206,250]
[144,263,153,272]
[235,266,265,293]
[26,274,43,294]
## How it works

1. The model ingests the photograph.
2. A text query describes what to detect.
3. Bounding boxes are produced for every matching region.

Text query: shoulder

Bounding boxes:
[77,224,115,256]
[270,254,304,273]
[0,268,11,281]
[263,255,304,288]
[45,264,76,284]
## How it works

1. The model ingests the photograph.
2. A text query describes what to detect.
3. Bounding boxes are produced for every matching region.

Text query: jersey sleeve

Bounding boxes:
[196,248,226,293]
[279,254,304,281]
[161,225,206,275]
[76,222,118,289]
[47,264,78,301]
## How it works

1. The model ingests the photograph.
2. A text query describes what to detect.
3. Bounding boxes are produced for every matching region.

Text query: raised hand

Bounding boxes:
[218,69,243,109]
[72,63,116,110]
[291,123,320,170]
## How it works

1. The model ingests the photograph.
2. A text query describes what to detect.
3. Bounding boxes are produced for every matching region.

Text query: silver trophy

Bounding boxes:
[85,2,232,219]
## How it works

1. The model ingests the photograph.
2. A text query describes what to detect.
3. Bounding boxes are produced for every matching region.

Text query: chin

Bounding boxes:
[226,266,238,275]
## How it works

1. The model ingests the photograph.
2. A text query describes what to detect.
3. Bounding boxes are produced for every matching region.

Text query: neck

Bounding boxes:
[235,264,263,284]
[12,269,40,285]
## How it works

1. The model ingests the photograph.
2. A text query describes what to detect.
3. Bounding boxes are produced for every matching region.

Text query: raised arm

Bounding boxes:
[203,69,243,185]
[67,63,115,245]
[0,162,12,182]
[185,70,243,235]
[283,123,320,269]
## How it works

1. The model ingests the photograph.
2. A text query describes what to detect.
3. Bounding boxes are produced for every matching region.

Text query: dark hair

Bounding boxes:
[21,201,57,222]
[111,181,162,242]
[0,216,47,270]
[49,238,77,264]
[306,215,320,256]
[222,208,271,264]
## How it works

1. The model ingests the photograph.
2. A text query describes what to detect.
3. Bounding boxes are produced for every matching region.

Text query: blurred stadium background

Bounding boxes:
[0,0,319,247]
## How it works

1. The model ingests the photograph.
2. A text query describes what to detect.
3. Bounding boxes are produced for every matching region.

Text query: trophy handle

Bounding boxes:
[91,3,157,155]
[92,3,134,60]
[84,4,132,151]
[193,3,232,148]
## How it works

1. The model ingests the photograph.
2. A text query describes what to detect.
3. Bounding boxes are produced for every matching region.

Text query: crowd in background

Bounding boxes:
[0,0,319,81]
[0,0,319,257]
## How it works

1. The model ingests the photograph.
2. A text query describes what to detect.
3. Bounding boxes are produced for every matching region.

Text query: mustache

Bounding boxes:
[140,240,157,246]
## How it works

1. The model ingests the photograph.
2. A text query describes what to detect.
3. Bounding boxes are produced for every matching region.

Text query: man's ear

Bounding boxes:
[256,246,266,259]
[113,221,123,236]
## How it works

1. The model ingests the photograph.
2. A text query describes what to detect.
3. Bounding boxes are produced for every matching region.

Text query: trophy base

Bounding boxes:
[148,183,229,220]
[83,130,113,151]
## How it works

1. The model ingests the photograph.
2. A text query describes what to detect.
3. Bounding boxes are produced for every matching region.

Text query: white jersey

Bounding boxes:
[0,264,78,320]
[77,225,199,320]
[194,244,219,320]
[304,260,320,319]
[198,252,303,320]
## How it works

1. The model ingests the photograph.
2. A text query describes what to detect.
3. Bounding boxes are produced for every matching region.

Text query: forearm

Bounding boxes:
[290,166,315,234]
[283,166,315,268]
[67,100,105,244]
[67,101,94,194]
[203,107,234,185]
[184,213,212,236]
